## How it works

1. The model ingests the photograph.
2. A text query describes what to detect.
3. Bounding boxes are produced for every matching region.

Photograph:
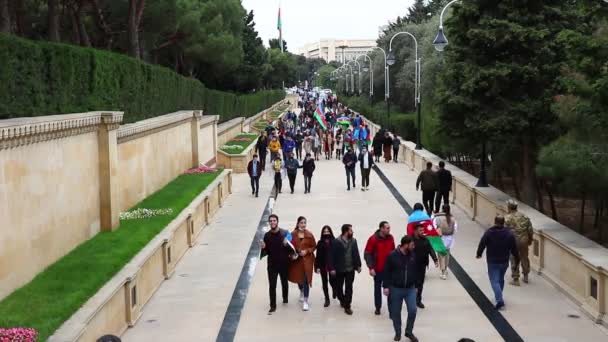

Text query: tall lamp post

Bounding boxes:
[338,40,348,65]
[370,46,388,118]
[357,53,374,115]
[387,31,422,150]
[433,0,485,185]
[345,63,354,96]
[348,60,362,96]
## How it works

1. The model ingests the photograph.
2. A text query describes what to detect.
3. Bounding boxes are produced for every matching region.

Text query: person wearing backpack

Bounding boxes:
[433,204,458,280]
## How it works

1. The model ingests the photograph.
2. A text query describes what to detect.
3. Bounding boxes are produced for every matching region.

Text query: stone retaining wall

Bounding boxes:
[49,170,232,342]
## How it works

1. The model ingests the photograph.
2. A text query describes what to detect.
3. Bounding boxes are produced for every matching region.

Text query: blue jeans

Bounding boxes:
[488,262,509,304]
[373,272,385,310]
[298,272,310,298]
[389,287,417,336]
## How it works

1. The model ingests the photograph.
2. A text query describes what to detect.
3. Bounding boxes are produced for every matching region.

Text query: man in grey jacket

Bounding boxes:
[416,162,439,215]
[330,224,362,315]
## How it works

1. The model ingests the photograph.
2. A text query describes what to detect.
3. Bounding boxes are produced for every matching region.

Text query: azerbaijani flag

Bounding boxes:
[407,210,447,256]
[314,102,328,130]
[277,6,283,52]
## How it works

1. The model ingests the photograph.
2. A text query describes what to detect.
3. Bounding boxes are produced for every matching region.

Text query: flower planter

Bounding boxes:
[217,136,258,173]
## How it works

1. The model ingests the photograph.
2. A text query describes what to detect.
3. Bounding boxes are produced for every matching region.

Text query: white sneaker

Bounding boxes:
[299,291,304,303]
[303,300,310,311]
[440,273,447,280]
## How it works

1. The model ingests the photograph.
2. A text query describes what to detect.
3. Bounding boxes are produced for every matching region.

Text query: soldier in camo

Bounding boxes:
[505,199,534,286]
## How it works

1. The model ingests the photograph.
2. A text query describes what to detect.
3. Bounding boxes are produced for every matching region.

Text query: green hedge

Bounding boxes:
[0,34,284,123]
[339,96,416,141]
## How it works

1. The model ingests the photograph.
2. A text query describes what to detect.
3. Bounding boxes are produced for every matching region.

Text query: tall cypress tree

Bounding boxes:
[406,0,429,24]
[436,0,570,205]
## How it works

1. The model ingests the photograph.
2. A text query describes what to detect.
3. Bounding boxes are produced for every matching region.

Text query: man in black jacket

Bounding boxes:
[435,161,452,213]
[255,133,269,170]
[260,214,294,313]
[383,235,418,342]
[247,154,261,197]
[342,147,357,191]
[413,223,438,308]
[330,224,362,315]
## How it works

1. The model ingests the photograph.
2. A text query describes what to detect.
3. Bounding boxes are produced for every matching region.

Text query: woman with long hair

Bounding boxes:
[314,225,337,307]
[288,216,317,311]
[433,204,458,280]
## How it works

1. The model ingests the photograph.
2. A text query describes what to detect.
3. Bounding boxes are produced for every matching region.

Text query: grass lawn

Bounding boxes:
[220,133,258,155]
[253,120,271,130]
[267,110,285,120]
[0,170,222,341]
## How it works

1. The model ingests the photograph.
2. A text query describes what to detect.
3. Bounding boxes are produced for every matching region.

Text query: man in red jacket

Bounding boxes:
[364,221,396,315]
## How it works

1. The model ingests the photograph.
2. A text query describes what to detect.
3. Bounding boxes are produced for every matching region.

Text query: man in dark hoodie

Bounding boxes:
[434,161,452,213]
[476,215,520,310]
[342,147,357,191]
[284,152,301,194]
[364,221,396,315]
[383,235,418,342]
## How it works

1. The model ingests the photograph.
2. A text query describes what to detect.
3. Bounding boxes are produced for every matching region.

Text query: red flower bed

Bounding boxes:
[184,165,218,175]
[0,328,38,342]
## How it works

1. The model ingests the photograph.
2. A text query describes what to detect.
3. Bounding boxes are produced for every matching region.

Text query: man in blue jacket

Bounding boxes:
[282,135,296,157]
[476,215,520,310]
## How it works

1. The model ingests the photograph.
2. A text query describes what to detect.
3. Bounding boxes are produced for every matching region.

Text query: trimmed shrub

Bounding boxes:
[339,96,416,141]
[0,34,284,123]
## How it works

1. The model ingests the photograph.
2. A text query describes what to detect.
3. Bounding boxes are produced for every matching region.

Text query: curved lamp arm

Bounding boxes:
[388,31,419,104]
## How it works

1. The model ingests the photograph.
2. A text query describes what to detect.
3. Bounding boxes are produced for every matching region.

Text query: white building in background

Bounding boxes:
[296,39,377,63]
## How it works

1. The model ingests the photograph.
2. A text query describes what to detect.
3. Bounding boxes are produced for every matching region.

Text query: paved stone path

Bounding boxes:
[123,156,608,341]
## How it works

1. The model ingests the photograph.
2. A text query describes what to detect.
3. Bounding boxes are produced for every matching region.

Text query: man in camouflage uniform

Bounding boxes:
[505,200,534,286]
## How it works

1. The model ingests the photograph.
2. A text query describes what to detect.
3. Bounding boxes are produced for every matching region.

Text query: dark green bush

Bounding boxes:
[0,34,284,123]
[339,96,416,141]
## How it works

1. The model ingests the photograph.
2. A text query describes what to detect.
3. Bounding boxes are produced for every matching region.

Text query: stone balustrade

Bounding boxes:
[361,115,608,327]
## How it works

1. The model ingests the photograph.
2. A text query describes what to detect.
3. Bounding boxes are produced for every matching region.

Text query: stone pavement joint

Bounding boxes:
[216,196,274,342]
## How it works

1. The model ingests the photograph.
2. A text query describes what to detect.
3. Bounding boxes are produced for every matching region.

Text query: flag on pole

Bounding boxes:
[277,6,283,53]
[314,101,328,130]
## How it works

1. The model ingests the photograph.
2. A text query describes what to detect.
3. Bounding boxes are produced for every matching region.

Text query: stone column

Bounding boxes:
[191,111,202,167]
[98,112,123,231]
[212,115,219,165]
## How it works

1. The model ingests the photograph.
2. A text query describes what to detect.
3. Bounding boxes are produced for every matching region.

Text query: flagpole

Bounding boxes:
[278,2,284,53]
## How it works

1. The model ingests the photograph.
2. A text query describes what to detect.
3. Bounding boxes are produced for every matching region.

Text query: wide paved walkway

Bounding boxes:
[123,156,608,342]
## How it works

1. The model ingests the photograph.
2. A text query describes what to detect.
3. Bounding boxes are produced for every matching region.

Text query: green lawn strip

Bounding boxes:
[267,110,285,120]
[0,171,222,341]
[253,120,271,130]
[220,133,258,155]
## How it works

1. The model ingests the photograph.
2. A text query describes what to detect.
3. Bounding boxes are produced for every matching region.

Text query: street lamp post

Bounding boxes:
[348,60,362,96]
[358,53,374,116]
[387,31,422,150]
[433,0,486,186]
[370,47,388,119]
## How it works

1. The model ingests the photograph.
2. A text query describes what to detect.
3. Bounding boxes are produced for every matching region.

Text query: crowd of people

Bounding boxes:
[251,87,535,342]
[248,89,404,196]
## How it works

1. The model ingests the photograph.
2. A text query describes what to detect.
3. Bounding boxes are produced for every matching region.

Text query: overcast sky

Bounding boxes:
[241,0,416,50]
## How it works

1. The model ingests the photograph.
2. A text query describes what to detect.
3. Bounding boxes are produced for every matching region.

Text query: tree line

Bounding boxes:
[327,0,608,245]
[0,0,315,92]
